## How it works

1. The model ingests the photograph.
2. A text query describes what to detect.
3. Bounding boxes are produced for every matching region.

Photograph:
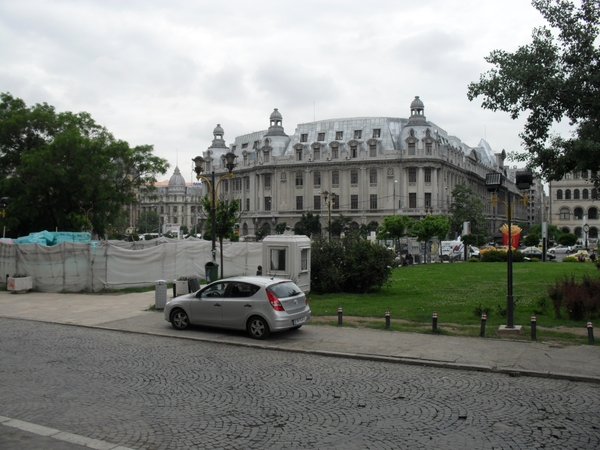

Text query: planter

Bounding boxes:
[7,276,32,294]
[173,280,189,297]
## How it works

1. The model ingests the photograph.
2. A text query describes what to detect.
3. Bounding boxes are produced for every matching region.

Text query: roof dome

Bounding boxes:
[410,96,424,109]
[270,108,283,120]
[168,166,186,187]
[213,123,224,135]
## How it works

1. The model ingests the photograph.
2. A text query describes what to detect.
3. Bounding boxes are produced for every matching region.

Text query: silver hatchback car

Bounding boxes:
[164,276,311,339]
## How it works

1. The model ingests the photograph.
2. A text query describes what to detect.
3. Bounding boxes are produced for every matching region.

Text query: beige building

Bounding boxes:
[141,97,544,240]
[549,171,598,245]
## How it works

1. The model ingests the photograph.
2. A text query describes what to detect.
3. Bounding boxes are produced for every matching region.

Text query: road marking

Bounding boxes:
[0,415,134,449]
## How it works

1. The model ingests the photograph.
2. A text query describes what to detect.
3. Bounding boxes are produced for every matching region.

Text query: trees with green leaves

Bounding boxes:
[201,197,240,277]
[275,222,287,234]
[377,215,412,243]
[449,184,487,244]
[0,93,169,237]
[137,210,160,235]
[467,0,600,185]
[293,212,321,237]
[328,214,352,237]
[411,215,451,262]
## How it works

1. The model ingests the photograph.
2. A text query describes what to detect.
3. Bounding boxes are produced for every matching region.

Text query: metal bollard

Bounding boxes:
[588,322,595,344]
[480,314,487,337]
[385,310,390,329]
[531,315,537,341]
[432,311,438,332]
[338,306,343,325]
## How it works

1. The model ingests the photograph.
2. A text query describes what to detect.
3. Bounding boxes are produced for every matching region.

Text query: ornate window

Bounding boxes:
[332,170,339,187]
[369,168,377,185]
[351,195,358,210]
[408,168,417,183]
[557,189,563,200]
[425,193,432,208]
[354,130,362,139]
[560,207,570,220]
[565,189,571,200]
[589,207,598,219]
[574,189,580,199]
[265,196,272,211]
[296,196,303,210]
[369,194,378,210]
[336,131,343,140]
[295,172,303,187]
[313,171,321,187]
[409,193,417,208]
[300,134,308,143]
[583,189,589,199]
[574,207,584,220]
[372,128,381,138]
[314,195,321,210]
[424,168,432,183]
[317,132,325,141]
[350,169,358,185]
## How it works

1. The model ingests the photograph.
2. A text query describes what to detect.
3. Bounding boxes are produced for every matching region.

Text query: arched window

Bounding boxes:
[589,207,598,220]
[583,189,589,199]
[560,208,570,220]
[565,189,572,200]
[574,189,580,199]
[574,207,584,220]
[557,189,563,200]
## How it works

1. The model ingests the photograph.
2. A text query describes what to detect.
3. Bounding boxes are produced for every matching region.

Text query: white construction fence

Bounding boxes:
[0,237,263,292]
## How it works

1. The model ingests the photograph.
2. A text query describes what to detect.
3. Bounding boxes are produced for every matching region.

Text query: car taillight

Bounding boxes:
[267,290,285,311]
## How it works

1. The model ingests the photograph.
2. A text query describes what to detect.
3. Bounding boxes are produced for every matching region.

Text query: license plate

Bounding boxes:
[293,316,307,325]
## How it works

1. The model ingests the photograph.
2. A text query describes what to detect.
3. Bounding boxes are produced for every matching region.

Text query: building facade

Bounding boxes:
[141,97,544,239]
[549,171,599,245]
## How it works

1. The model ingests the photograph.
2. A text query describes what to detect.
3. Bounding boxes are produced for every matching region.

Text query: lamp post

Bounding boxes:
[486,170,532,332]
[322,190,332,240]
[193,152,237,262]
[584,223,589,250]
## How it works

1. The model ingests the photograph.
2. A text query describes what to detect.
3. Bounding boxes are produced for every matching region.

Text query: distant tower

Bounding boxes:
[407,96,428,126]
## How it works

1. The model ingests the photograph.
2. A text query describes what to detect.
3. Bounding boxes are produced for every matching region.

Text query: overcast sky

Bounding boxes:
[1,0,552,182]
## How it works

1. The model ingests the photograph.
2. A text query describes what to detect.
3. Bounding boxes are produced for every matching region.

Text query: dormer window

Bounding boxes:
[317,132,325,141]
[300,134,308,143]
[372,128,381,138]
[354,130,362,139]
[242,143,248,149]
[263,150,270,163]
[336,131,343,140]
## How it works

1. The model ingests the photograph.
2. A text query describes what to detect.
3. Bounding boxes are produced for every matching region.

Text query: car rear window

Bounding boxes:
[268,281,303,298]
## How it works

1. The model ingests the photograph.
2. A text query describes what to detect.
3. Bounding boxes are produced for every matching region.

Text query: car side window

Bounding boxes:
[228,282,259,298]
[199,282,228,299]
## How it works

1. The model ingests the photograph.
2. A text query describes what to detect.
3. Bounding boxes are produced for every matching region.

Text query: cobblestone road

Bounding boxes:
[1,318,599,449]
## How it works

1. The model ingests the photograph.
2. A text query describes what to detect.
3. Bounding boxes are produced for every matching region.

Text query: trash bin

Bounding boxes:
[205,261,219,282]
[155,280,167,309]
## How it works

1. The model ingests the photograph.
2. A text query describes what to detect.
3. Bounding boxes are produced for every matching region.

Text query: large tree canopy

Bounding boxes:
[467,0,600,184]
[0,93,169,237]
[448,184,487,241]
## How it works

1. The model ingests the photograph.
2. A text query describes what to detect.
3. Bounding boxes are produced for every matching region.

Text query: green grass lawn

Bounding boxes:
[307,261,599,344]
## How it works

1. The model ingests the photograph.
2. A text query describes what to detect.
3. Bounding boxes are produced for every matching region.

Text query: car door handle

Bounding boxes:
[213,303,221,307]
[244,304,252,308]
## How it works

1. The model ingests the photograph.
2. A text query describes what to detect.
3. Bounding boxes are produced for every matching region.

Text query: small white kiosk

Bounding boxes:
[261,235,311,293]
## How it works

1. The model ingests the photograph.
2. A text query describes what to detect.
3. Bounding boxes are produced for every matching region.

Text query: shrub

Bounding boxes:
[563,256,578,262]
[482,250,505,262]
[468,257,480,262]
[310,236,395,294]
[546,274,600,320]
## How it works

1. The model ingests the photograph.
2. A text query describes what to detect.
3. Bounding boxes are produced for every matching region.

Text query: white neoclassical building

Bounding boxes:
[141,97,546,239]
[549,171,599,245]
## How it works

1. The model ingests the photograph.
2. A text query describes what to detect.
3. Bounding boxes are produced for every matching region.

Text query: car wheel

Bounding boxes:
[247,316,270,339]
[170,309,190,330]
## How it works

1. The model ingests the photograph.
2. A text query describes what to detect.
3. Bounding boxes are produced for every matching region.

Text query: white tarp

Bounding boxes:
[0,238,263,292]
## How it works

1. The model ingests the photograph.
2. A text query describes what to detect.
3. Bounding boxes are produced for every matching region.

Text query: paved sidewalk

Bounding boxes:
[1,289,599,383]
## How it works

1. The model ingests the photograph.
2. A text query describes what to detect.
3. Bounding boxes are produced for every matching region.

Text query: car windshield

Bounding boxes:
[269,281,302,298]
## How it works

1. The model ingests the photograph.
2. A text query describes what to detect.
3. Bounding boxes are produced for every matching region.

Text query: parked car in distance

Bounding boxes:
[521,246,556,260]
[574,250,591,261]
[469,246,481,259]
[164,276,311,339]
[548,245,573,254]
[572,244,585,252]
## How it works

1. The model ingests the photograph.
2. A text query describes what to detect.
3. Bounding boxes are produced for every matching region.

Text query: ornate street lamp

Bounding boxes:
[486,170,532,332]
[193,152,237,264]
